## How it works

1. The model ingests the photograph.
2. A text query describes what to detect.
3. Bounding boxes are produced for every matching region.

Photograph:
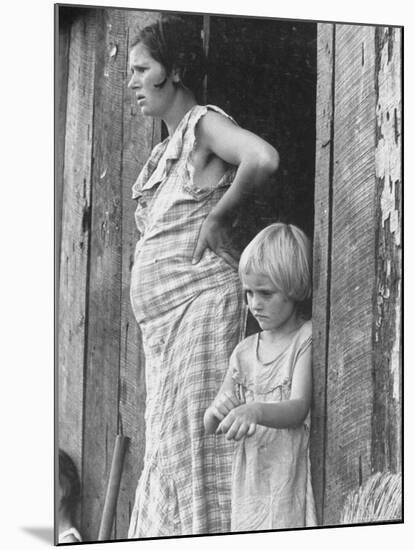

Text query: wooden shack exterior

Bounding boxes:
[311,24,402,524]
[56,6,402,541]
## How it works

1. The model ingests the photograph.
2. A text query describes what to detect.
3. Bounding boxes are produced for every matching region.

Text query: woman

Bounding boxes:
[127,14,279,538]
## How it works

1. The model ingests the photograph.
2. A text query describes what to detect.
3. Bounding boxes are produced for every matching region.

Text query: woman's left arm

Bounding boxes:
[218,346,312,440]
[192,111,279,266]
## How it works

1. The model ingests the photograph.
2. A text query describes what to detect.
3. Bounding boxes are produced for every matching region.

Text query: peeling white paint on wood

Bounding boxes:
[375,29,401,402]
[376,31,401,244]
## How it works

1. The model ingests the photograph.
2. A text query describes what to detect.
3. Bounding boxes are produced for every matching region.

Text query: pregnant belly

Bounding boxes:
[130,243,237,323]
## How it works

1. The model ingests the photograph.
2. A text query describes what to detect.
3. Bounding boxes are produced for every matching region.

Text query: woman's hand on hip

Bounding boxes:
[192,214,239,269]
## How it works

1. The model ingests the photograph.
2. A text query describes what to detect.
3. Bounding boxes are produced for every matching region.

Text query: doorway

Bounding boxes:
[206,15,317,242]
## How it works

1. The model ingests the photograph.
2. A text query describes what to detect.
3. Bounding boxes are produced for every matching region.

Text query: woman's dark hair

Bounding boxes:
[130,15,206,99]
[59,449,81,519]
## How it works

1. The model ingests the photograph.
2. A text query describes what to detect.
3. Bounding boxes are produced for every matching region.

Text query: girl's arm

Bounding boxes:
[217,345,312,440]
[203,368,240,435]
[193,111,279,266]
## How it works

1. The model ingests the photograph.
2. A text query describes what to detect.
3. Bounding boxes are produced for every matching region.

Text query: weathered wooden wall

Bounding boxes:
[57,6,401,541]
[311,24,402,525]
[371,27,402,476]
[58,10,97,527]
[57,7,160,541]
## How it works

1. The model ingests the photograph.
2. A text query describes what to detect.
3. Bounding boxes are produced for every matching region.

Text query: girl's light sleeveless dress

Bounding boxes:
[128,105,246,537]
[229,320,317,531]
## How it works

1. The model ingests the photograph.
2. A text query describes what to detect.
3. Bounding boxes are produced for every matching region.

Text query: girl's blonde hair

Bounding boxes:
[239,223,312,303]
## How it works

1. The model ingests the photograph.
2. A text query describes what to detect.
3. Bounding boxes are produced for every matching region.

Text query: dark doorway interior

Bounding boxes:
[207,16,317,242]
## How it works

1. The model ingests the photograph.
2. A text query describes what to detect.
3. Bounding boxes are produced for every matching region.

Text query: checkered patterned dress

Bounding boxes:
[128,105,246,537]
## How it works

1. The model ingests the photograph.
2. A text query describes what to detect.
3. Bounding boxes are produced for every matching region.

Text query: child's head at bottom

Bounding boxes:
[58,449,81,525]
[239,223,312,329]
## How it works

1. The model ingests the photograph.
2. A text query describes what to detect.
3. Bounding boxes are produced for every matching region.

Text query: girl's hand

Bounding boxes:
[209,391,241,422]
[204,390,241,434]
[192,214,239,269]
[217,403,259,441]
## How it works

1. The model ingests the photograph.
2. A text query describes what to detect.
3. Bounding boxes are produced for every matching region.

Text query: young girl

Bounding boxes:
[204,223,317,531]
[127,14,279,537]
[58,449,82,543]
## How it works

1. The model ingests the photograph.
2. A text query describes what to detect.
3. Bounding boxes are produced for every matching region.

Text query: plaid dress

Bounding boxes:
[128,105,246,537]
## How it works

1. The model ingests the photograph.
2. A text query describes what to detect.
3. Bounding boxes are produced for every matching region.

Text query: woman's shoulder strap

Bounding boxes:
[182,104,238,157]
[189,104,238,128]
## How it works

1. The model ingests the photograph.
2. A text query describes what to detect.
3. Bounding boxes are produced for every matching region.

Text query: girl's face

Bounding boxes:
[128,43,178,118]
[242,271,297,334]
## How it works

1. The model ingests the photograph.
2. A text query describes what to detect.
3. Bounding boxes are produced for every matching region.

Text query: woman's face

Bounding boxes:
[128,43,178,118]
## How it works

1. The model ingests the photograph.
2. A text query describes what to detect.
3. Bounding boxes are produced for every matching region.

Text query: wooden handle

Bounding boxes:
[98,434,129,541]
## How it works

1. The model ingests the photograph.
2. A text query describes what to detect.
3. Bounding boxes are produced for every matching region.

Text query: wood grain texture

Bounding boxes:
[55,9,70,299]
[310,22,334,525]
[54,8,402,536]
[82,8,125,540]
[324,24,377,525]
[371,27,402,476]
[116,9,161,539]
[57,9,97,511]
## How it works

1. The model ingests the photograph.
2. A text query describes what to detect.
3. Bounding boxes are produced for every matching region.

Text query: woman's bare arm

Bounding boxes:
[193,111,279,265]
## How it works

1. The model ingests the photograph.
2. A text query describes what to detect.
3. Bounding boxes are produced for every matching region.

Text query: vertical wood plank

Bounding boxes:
[57,8,97,505]
[324,24,377,524]
[202,15,210,104]
[82,8,125,540]
[55,7,70,300]
[116,9,161,539]
[372,27,402,475]
[311,22,334,525]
